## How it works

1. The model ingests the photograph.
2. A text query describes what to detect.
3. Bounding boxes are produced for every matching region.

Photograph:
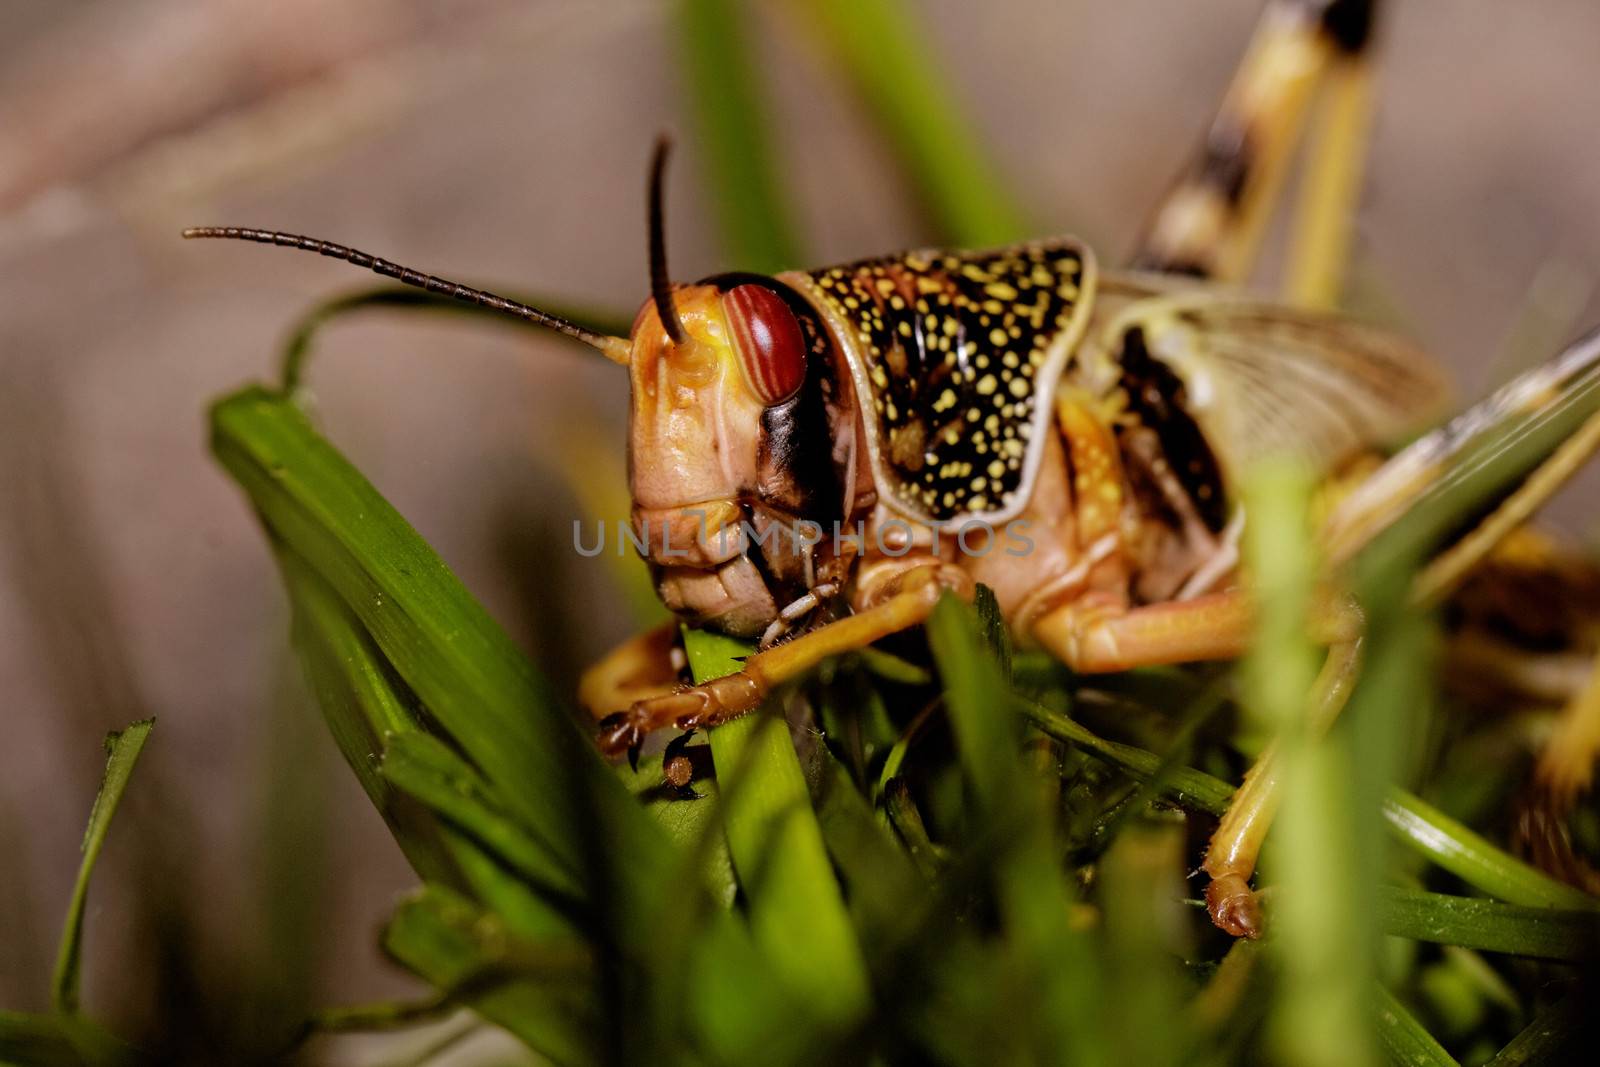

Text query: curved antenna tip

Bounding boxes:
[648,139,688,346]
[180,224,630,364]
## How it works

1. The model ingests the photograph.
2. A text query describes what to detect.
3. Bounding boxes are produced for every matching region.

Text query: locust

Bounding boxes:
[184,0,1600,936]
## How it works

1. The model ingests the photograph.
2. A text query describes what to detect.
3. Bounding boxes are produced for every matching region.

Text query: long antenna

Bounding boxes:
[182,227,631,364]
[648,137,688,345]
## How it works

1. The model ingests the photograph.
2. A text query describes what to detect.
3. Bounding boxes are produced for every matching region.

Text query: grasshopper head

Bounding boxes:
[625,270,851,637]
[612,137,862,639]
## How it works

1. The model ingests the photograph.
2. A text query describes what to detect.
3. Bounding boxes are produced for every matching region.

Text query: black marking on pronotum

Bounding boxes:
[1116,325,1229,532]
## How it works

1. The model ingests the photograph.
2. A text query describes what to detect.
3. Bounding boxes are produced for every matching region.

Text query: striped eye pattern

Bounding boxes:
[722,283,807,405]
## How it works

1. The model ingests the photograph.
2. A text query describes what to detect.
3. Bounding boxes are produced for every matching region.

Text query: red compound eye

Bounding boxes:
[722,283,806,405]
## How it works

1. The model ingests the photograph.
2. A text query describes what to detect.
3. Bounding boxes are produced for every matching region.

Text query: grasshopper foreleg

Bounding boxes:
[597,564,966,759]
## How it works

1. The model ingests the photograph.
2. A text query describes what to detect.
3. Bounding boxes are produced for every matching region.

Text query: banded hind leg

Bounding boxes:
[1132,0,1379,302]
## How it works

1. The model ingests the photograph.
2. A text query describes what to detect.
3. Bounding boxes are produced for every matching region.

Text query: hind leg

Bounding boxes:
[1132,0,1378,289]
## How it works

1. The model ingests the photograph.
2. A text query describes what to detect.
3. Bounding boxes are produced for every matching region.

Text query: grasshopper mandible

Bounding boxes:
[185,0,1600,936]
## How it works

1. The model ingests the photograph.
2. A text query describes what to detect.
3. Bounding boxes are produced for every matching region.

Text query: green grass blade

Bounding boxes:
[795,0,1028,246]
[1099,824,1187,1067]
[381,885,601,1067]
[925,594,1106,1067]
[0,1012,83,1067]
[278,287,630,391]
[1482,990,1588,1067]
[215,384,812,1063]
[813,754,924,946]
[298,994,455,1039]
[1242,460,1376,1067]
[1374,886,1600,960]
[379,731,587,912]
[1380,793,1598,911]
[273,545,459,881]
[682,627,871,1032]
[676,0,803,271]
[616,751,737,906]
[276,540,595,961]
[211,386,675,933]
[0,1012,152,1067]
[1017,697,1234,814]
[51,719,154,1016]
[1374,986,1460,1067]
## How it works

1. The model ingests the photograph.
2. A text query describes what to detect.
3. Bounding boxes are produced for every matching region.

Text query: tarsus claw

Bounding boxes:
[1206,874,1264,938]
[596,711,642,761]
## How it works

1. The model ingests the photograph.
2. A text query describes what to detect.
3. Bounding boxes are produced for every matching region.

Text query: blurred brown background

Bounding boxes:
[3,0,1598,1060]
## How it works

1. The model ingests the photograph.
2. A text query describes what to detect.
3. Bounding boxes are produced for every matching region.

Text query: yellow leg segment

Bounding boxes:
[1283,54,1374,308]
[1031,587,1359,675]
[1133,0,1375,281]
[597,565,953,757]
[1203,640,1362,936]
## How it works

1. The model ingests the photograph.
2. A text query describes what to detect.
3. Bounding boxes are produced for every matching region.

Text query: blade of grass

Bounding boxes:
[212,386,675,938]
[682,626,871,1032]
[299,994,455,1038]
[1380,794,1598,911]
[274,546,459,881]
[1374,886,1600,960]
[794,0,1027,246]
[1374,986,1460,1067]
[0,1012,151,1067]
[1482,990,1589,1067]
[0,1013,83,1067]
[1242,459,1375,1067]
[278,540,600,968]
[381,885,601,1067]
[855,647,933,687]
[676,0,803,271]
[925,594,1106,1067]
[51,719,154,1016]
[616,750,737,907]
[813,754,924,947]
[1017,696,1234,813]
[379,731,588,915]
[1099,822,1187,1067]
[217,385,806,1064]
